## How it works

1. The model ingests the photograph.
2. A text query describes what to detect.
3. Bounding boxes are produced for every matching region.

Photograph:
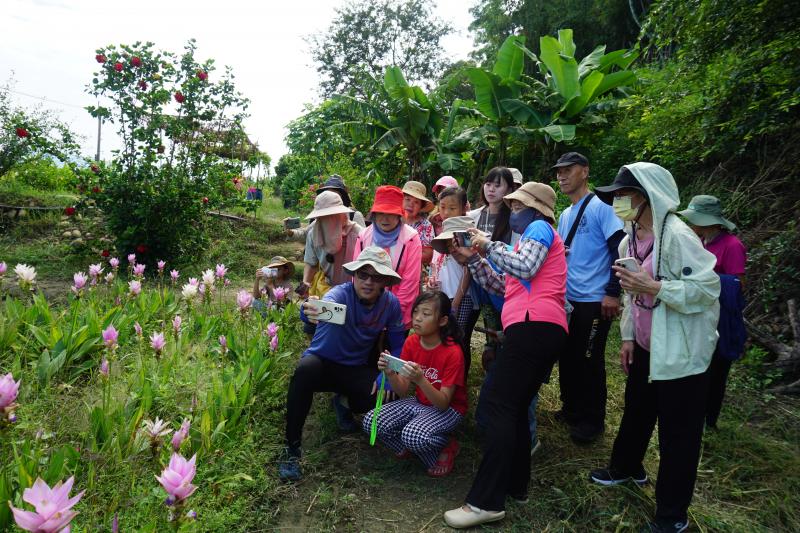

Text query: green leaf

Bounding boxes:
[493,35,526,82]
[384,66,413,101]
[593,70,636,97]
[540,124,576,142]
[565,70,605,118]
[539,36,580,102]
[466,68,505,120]
[558,29,576,58]
[499,99,547,127]
[598,48,639,73]
[578,45,607,78]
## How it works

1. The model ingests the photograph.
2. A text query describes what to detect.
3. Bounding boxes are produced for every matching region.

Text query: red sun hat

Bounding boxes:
[369,185,405,217]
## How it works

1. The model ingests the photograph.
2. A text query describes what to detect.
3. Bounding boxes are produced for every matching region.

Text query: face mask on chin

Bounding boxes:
[612,196,645,221]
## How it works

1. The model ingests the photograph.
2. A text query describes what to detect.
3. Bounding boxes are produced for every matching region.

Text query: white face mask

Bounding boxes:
[612,195,644,221]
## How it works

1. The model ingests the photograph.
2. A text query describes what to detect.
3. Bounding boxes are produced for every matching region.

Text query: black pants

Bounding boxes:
[706,348,733,427]
[609,344,708,522]
[558,300,611,431]
[285,354,377,449]
[465,321,566,511]
[460,308,481,379]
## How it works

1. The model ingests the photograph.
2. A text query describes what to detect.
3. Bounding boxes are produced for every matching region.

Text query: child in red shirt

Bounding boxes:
[362,291,467,477]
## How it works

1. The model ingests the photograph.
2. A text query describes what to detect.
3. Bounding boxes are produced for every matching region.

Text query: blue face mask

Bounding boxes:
[509,208,538,234]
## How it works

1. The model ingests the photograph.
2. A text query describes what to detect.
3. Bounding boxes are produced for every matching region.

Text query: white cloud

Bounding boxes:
[1,0,475,170]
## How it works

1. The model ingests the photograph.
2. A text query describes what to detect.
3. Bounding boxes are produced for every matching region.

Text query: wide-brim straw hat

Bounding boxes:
[402,181,434,213]
[305,190,353,219]
[266,255,295,276]
[342,246,402,285]
[503,182,557,223]
[431,216,478,254]
[678,195,736,231]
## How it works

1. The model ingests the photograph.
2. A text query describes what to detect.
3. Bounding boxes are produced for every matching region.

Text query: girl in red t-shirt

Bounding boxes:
[362,291,467,477]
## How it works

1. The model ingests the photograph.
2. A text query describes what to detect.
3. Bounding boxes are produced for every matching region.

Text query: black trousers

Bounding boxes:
[285,354,377,449]
[558,300,611,431]
[609,344,708,522]
[460,308,481,379]
[465,321,566,511]
[705,348,733,427]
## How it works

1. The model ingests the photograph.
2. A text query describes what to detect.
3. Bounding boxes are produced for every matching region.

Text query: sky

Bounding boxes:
[1,0,477,171]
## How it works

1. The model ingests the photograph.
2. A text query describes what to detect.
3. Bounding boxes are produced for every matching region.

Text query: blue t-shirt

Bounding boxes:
[301,282,406,366]
[557,193,623,302]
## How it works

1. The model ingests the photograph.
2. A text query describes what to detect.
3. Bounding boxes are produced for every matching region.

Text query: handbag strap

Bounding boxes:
[564,193,595,249]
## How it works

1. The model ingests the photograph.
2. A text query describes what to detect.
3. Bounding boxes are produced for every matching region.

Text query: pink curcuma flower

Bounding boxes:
[218,335,227,349]
[273,287,287,301]
[269,334,278,352]
[109,257,120,270]
[215,264,227,279]
[10,476,85,533]
[132,263,146,277]
[170,269,180,282]
[101,324,119,351]
[156,453,197,503]
[15,264,36,290]
[88,263,103,278]
[201,269,215,287]
[127,253,136,264]
[157,260,166,272]
[267,322,279,338]
[100,358,109,377]
[0,262,6,275]
[128,280,142,296]
[236,290,253,312]
[0,372,20,410]
[172,315,182,334]
[142,417,172,441]
[72,272,88,293]
[150,332,166,354]
[188,277,199,287]
[105,272,115,284]
[134,322,143,337]
[171,418,190,451]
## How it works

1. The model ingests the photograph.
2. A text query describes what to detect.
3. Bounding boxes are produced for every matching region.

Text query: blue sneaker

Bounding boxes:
[278,448,302,482]
[332,394,358,432]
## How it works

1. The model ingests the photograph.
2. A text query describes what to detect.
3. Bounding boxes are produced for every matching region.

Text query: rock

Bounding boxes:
[71,230,81,238]
[71,238,84,247]
[59,221,70,227]
[62,231,73,238]
[18,209,27,217]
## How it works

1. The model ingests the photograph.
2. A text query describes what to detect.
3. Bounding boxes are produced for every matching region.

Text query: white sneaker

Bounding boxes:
[444,504,506,528]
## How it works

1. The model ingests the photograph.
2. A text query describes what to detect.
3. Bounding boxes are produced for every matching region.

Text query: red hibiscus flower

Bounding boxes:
[15,127,29,138]
[96,54,107,64]
[90,164,100,174]
[137,80,148,91]
[64,206,76,216]
[202,197,209,204]
[197,70,208,81]
[174,91,185,103]
[101,249,110,257]
[131,56,142,67]
[114,62,123,72]
[92,186,101,194]
[136,244,148,254]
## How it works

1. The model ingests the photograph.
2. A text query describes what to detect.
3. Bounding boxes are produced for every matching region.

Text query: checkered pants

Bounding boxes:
[455,293,474,329]
[362,398,462,468]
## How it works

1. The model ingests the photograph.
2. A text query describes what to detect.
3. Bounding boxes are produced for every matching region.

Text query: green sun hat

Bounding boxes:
[678,195,737,231]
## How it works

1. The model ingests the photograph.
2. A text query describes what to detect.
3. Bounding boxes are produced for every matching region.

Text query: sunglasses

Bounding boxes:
[355,270,388,283]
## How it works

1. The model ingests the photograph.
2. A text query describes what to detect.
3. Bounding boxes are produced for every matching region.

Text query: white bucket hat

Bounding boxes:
[305,190,353,220]
[342,246,402,285]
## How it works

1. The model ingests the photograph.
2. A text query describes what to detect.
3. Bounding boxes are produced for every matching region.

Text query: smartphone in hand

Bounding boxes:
[614,257,641,273]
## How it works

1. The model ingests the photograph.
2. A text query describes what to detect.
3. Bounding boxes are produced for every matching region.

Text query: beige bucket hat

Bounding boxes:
[342,246,402,285]
[503,182,557,223]
[266,255,296,276]
[402,181,434,213]
[305,190,353,220]
[431,216,479,254]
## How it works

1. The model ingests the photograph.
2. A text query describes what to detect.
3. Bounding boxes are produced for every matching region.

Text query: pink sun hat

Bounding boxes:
[432,176,459,195]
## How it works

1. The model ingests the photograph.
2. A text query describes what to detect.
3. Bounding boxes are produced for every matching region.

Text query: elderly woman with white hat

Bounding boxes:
[444,182,569,528]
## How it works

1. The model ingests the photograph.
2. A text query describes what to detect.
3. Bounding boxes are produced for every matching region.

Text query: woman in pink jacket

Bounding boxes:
[356,185,422,329]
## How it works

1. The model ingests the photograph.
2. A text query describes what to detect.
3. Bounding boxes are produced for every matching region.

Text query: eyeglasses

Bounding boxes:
[355,270,388,283]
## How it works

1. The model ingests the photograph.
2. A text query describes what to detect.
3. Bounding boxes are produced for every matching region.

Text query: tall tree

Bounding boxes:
[308,0,452,97]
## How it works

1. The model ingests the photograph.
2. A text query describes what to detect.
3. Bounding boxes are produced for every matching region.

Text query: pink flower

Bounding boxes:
[134,322,143,337]
[201,269,215,287]
[133,263,146,277]
[0,262,7,276]
[10,476,84,533]
[104,272,114,284]
[0,372,20,410]
[269,334,278,352]
[273,287,287,301]
[215,264,227,279]
[127,253,136,264]
[88,263,103,278]
[150,332,166,354]
[267,322,279,338]
[188,277,199,287]
[172,315,182,334]
[218,335,227,349]
[236,290,253,312]
[128,280,142,296]
[170,269,180,282]
[224,278,231,287]
[171,418,190,451]
[72,272,88,292]
[156,453,197,502]
[109,257,120,270]
[157,260,166,272]
[102,324,119,350]
[100,358,109,377]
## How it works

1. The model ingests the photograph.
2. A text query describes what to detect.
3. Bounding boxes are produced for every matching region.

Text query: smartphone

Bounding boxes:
[383,354,410,376]
[261,267,278,278]
[305,299,347,325]
[284,217,301,229]
[453,231,472,248]
[614,257,641,273]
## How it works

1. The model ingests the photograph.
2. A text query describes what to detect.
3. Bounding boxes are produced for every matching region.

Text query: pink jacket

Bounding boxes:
[356,224,421,328]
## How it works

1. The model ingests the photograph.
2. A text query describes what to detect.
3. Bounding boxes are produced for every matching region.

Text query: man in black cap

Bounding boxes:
[552,152,626,443]
[286,175,366,240]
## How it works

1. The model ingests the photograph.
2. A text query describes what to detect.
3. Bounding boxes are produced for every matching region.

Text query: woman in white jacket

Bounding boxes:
[589,163,720,533]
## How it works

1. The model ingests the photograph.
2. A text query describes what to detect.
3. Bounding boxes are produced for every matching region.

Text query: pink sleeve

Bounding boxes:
[393,235,422,327]
[723,237,747,276]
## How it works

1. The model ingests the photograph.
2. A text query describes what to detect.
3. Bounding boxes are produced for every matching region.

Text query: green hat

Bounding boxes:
[342,246,402,285]
[678,195,736,231]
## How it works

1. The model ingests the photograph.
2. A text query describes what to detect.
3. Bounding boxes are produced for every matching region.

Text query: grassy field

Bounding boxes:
[1,188,798,532]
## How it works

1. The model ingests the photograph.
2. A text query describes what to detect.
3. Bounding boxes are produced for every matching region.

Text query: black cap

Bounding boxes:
[317,174,351,206]
[595,167,647,205]
[551,152,589,169]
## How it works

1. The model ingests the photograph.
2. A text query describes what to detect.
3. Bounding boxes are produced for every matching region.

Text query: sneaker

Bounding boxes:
[530,438,542,457]
[444,505,505,529]
[331,394,358,432]
[278,447,302,482]
[641,518,689,532]
[589,466,648,486]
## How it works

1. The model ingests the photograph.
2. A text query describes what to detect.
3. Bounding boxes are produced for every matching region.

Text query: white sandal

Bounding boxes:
[443,504,505,528]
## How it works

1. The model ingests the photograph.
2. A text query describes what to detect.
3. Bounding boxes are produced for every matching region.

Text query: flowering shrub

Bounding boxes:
[86,40,251,264]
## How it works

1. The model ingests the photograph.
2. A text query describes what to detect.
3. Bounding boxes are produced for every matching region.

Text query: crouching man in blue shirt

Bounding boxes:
[279,246,407,481]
